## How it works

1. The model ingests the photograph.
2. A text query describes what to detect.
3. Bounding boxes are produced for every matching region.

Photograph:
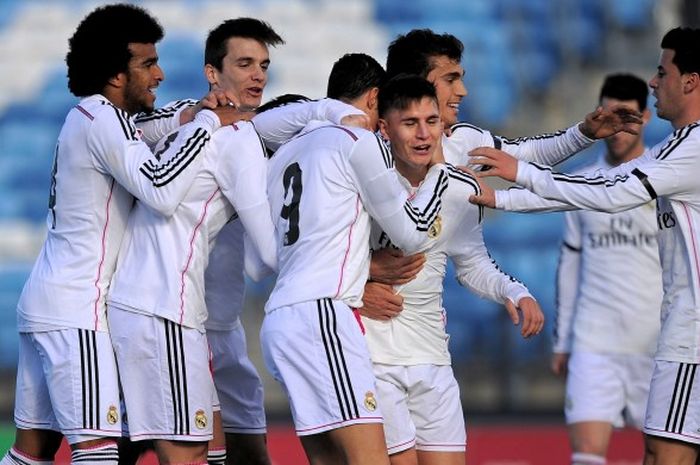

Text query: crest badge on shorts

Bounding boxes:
[364,391,377,412]
[427,215,442,239]
[107,405,119,425]
[195,410,208,429]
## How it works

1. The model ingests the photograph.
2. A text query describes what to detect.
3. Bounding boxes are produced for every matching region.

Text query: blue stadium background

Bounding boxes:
[0,0,690,421]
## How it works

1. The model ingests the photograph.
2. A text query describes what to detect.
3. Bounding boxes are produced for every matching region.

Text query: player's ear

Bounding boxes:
[682,72,700,94]
[378,118,389,140]
[204,64,219,87]
[107,72,127,89]
[367,87,380,110]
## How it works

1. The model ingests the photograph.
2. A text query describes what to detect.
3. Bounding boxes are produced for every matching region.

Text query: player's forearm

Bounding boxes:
[502,123,594,167]
[495,186,575,212]
[515,161,651,213]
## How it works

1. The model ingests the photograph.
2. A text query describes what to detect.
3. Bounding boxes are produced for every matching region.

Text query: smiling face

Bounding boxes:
[379,96,442,186]
[206,36,270,110]
[426,55,466,128]
[122,42,164,114]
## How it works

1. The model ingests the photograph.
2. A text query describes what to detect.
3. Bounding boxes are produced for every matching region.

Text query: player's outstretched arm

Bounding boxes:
[94,108,246,217]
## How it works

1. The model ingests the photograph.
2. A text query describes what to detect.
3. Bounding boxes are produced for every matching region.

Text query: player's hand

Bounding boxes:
[370,247,425,285]
[468,147,518,182]
[458,168,496,208]
[550,352,569,376]
[505,296,544,338]
[429,129,446,167]
[180,90,242,124]
[359,282,403,320]
[579,104,643,139]
[341,113,371,130]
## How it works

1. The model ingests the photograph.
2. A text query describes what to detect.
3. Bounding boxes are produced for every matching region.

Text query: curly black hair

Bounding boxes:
[66,3,163,97]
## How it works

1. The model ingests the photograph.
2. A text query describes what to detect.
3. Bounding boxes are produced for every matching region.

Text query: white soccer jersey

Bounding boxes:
[108,121,276,330]
[363,165,531,366]
[204,219,246,331]
[265,122,448,312]
[17,95,221,333]
[444,121,595,167]
[513,121,700,363]
[553,157,662,356]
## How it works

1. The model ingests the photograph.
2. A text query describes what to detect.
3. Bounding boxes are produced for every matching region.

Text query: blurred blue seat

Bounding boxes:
[374,0,424,23]
[610,0,654,29]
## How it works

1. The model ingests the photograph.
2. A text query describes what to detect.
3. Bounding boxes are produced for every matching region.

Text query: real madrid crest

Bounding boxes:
[106,405,119,425]
[195,409,208,429]
[364,391,377,412]
[427,215,442,239]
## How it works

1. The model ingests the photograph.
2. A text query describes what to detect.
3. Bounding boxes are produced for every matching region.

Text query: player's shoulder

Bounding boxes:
[651,121,700,162]
[445,163,480,195]
[214,120,267,156]
[449,121,486,136]
[77,95,138,141]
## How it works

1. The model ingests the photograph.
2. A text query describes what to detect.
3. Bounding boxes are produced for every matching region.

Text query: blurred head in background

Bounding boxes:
[599,73,650,165]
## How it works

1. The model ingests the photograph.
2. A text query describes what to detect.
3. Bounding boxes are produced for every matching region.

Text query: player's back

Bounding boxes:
[266,122,375,311]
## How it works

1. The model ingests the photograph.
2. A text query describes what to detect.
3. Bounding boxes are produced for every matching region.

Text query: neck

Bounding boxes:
[605,142,645,167]
[394,159,428,187]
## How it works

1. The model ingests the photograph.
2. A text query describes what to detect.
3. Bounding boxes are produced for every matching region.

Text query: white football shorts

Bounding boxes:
[565,351,653,428]
[108,307,217,442]
[208,323,266,434]
[261,298,383,436]
[373,363,466,454]
[14,329,122,445]
[644,360,700,445]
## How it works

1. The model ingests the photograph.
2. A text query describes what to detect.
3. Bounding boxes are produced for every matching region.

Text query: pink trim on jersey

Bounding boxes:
[297,124,359,142]
[76,105,94,120]
[179,189,220,324]
[681,202,700,289]
[330,125,359,141]
[387,438,416,453]
[334,195,362,299]
[93,179,116,330]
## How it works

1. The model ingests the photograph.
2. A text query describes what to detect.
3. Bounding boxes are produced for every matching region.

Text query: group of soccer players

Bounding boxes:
[3,2,695,465]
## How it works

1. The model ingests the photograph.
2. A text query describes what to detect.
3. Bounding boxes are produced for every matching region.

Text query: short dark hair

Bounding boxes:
[205,18,284,70]
[326,53,386,102]
[660,27,700,75]
[378,74,438,118]
[386,29,463,79]
[256,93,310,114]
[599,73,648,111]
[66,3,163,97]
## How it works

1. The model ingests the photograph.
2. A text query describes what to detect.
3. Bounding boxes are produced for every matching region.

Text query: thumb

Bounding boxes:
[505,299,519,325]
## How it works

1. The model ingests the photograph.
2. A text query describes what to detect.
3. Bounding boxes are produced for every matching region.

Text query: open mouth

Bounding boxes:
[413,143,432,155]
